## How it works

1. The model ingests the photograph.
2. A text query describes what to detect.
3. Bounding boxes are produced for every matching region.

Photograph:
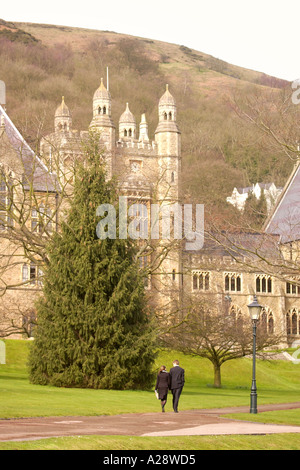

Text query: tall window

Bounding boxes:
[260,307,274,334]
[0,177,13,230]
[286,309,300,336]
[192,271,210,291]
[224,273,241,292]
[256,274,272,293]
[228,305,243,328]
[22,263,43,287]
[31,204,53,234]
[286,279,300,295]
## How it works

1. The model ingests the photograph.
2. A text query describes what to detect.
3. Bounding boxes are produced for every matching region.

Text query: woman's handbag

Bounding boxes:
[154,389,159,399]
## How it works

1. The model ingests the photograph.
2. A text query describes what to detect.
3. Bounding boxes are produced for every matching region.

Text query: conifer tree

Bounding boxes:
[29,133,156,389]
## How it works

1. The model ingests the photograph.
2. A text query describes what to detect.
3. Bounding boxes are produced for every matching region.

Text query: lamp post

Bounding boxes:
[247,295,263,414]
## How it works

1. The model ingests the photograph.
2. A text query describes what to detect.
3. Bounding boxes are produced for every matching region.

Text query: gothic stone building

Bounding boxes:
[0,80,300,345]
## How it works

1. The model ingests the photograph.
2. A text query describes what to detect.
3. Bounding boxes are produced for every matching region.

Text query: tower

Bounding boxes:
[54,97,72,133]
[154,85,181,203]
[89,78,115,150]
[155,84,181,158]
[154,86,182,314]
[119,103,136,140]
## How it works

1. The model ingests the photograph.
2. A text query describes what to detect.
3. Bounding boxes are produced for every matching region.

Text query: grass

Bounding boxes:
[1,340,300,419]
[226,408,300,426]
[1,434,300,451]
[1,340,300,417]
[0,339,300,450]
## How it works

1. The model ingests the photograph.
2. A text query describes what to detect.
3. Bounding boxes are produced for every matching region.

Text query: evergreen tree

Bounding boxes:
[29,133,156,389]
[243,188,267,229]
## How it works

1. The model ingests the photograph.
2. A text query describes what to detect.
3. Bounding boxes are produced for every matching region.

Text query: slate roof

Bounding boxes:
[185,231,281,263]
[264,162,300,243]
[0,105,59,193]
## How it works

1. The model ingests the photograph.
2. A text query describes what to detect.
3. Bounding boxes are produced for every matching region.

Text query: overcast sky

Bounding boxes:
[1,0,299,81]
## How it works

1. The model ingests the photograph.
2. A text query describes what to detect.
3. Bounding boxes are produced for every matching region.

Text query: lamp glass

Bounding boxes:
[247,296,262,321]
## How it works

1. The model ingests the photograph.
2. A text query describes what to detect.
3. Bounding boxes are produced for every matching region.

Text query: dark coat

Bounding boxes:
[155,371,170,399]
[169,365,185,390]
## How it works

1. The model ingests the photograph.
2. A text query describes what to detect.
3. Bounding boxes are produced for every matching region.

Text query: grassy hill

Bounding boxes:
[0,19,295,223]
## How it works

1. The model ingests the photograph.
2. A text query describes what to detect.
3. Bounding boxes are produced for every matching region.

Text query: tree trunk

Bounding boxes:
[213,363,222,388]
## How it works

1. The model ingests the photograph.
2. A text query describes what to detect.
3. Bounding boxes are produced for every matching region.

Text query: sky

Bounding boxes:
[1,0,300,81]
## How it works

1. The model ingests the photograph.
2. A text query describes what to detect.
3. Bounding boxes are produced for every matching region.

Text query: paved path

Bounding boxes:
[0,403,300,442]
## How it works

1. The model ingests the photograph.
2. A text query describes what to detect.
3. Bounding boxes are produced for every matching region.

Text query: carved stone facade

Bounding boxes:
[1,79,300,346]
[40,80,182,317]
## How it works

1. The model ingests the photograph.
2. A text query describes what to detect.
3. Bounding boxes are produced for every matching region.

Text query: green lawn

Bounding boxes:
[0,434,300,451]
[1,340,300,419]
[0,339,300,450]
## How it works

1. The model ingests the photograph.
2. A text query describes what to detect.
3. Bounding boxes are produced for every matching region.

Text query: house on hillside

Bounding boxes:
[227,182,282,213]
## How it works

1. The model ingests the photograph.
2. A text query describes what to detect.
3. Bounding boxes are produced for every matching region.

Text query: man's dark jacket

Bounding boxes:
[169,365,185,390]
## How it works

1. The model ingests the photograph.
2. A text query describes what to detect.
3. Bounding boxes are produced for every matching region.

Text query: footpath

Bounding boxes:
[0,402,300,441]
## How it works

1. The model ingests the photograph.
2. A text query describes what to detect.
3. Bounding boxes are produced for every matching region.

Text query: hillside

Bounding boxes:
[0,19,295,223]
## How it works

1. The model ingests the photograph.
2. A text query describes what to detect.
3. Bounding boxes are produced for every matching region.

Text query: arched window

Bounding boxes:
[256,274,272,293]
[286,312,291,335]
[171,171,175,183]
[268,314,274,334]
[286,309,300,336]
[169,112,172,120]
[164,112,167,120]
[124,129,127,137]
[192,271,210,291]
[228,305,243,329]
[172,269,176,281]
[129,129,132,137]
[103,106,106,115]
[292,311,298,335]
[98,106,101,114]
[225,273,241,292]
[260,307,274,334]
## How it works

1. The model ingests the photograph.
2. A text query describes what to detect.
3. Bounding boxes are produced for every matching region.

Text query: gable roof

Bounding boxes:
[263,161,300,243]
[0,105,59,193]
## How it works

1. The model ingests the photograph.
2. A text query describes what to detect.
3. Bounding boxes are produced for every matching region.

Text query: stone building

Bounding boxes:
[0,102,58,337]
[40,80,182,314]
[0,79,182,336]
[0,78,300,346]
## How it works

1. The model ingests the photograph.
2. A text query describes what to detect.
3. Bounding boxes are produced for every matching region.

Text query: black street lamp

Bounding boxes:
[247,295,263,414]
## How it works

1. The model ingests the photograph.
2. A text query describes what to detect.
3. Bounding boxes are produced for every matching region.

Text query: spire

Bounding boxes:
[119,102,136,139]
[93,77,111,101]
[155,84,180,134]
[89,78,115,150]
[54,96,72,132]
[139,113,149,142]
[155,84,181,156]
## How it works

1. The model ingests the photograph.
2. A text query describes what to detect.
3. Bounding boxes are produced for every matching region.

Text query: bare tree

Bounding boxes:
[162,295,284,388]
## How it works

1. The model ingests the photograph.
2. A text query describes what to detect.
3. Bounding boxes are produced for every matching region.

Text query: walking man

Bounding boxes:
[169,360,185,413]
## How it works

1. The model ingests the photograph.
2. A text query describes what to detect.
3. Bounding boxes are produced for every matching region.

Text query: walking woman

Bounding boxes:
[155,365,170,412]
